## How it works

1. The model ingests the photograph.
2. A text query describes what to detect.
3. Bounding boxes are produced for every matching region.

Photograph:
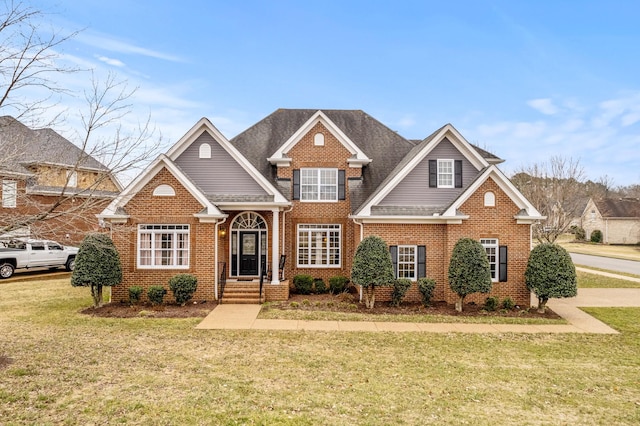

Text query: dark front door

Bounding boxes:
[239,231,259,275]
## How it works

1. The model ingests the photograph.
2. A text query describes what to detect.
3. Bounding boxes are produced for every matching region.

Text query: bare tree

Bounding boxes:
[512,156,586,243]
[0,2,161,244]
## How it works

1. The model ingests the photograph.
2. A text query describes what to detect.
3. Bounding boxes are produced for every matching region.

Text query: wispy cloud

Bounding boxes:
[77,32,183,62]
[471,93,640,185]
[527,98,559,115]
[95,55,125,67]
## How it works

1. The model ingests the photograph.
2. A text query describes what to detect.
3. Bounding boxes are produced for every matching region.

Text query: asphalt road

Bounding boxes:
[570,253,640,275]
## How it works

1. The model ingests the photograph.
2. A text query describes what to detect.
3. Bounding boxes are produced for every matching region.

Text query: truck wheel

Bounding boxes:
[65,257,75,272]
[0,263,14,279]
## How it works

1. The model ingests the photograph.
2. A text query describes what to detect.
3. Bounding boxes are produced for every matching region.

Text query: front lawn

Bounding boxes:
[1,279,640,425]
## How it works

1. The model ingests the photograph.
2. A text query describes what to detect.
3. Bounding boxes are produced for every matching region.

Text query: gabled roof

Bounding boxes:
[230,109,417,210]
[267,110,372,167]
[166,117,288,204]
[100,155,225,219]
[591,197,640,218]
[354,123,493,216]
[0,116,110,175]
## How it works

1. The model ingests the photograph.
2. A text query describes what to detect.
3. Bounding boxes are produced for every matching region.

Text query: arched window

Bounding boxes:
[314,133,325,146]
[199,143,211,159]
[153,184,175,196]
[484,191,495,207]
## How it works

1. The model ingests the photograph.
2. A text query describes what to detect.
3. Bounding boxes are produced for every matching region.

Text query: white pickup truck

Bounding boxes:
[0,239,78,279]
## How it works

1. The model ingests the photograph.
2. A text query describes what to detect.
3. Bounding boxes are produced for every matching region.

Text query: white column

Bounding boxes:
[271,209,280,284]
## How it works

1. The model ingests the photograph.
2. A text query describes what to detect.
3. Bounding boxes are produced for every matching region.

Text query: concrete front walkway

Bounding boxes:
[197,287,640,334]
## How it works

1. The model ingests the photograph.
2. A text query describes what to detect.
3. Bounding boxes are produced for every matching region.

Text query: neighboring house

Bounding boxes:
[0,116,121,244]
[581,197,640,244]
[100,109,543,306]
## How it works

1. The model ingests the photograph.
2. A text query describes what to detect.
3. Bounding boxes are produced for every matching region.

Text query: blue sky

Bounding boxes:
[23,0,640,186]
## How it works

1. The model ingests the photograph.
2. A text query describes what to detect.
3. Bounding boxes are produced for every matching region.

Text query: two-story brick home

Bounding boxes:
[0,116,121,243]
[100,109,543,306]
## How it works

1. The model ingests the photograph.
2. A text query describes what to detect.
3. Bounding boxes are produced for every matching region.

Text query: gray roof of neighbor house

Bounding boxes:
[0,116,109,176]
[229,109,502,212]
[593,197,640,218]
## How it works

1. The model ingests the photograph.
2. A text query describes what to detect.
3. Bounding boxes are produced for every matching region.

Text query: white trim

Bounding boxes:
[100,155,225,219]
[480,238,499,282]
[442,166,543,218]
[296,223,342,268]
[165,118,288,204]
[268,110,371,166]
[437,159,454,188]
[300,168,338,202]
[356,124,488,216]
[137,224,190,269]
[396,245,417,280]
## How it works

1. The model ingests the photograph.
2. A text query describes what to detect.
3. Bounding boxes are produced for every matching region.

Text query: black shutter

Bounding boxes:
[390,245,398,278]
[293,169,300,200]
[499,245,508,282]
[417,245,426,278]
[429,160,437,187]
[454,160,463,188]
[338,170,346,200]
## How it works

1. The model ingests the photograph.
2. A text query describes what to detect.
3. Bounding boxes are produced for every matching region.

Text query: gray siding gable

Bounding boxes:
[379,138,481,206]
[174,131,268,196]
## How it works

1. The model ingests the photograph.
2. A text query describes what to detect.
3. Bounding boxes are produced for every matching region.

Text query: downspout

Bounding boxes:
[214,217,227,300]
[351,217,364,302]
[281,205,293,281]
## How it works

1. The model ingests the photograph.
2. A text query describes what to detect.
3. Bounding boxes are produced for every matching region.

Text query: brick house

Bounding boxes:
[100,109,543,306]
[0,116,121,244]
[581,197,640,244]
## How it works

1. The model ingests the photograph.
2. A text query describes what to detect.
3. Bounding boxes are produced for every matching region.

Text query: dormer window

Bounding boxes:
[314,133,325,146]
[437,159,454,188]
[429,159,463,188]
[199,143,211,159]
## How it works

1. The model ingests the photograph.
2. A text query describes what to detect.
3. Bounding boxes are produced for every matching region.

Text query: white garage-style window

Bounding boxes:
[138,224,190,268]
[297,224,341,267]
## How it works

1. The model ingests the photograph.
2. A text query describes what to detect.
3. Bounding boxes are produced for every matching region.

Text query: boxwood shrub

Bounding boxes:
[128,286,143,305]
[148,286,167,306]
[168,273,198,306]
[391,278,412,307]
[417,277,436,307]
[329,276,349,294]
[293,274,314,295]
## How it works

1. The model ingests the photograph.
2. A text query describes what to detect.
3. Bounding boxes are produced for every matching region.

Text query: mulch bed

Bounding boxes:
[80,293,560,320]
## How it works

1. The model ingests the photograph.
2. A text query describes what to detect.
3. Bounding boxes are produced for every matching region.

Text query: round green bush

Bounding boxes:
[313,278,327,294]
[168,273,198,306]
[148,286,167,306]
[590,229,603,243]
[329,276,349,294]
[128,286,143,305]
[293,274,314,295]
[417,278,436,307]
[391,278,412,307]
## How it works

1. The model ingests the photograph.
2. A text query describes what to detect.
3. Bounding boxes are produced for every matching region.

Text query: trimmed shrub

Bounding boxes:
[148,286,167,306]
[293,274,314,295]
[71,233,122,308]
[483,296,499,312]
[128,286,143,305]
[590,229,603,243]
[351,235,394,309]
[570,225,586,241]
[168,273,198,306]
[525,243,577,313]
[329,276,350,294]
[448,238,492,312]
[417,278,436,307]
[501,297,515,310]
[391,278,412,307]
[313,278,327,294]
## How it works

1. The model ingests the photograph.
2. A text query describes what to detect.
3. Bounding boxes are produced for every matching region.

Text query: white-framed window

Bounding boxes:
[2,180,17,208]
[199,143,211,159]
[437,159,454,188]
[300,168,338,201]
[314,133,325,146]
[480,238,498,281]
[297,224,341,267]
[66,170,77,188]
[397,245,417,279]
[138,224,190,269]
[484,191,495,207]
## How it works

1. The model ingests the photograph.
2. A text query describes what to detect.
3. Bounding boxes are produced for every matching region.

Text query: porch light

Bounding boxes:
[218,226,227,238]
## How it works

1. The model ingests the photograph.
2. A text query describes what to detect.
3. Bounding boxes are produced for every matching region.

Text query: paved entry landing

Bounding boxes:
[195,304,261,330]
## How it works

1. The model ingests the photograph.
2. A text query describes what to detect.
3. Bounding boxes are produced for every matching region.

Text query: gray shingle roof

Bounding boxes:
[0,116,109,176]
[594,197,640,218]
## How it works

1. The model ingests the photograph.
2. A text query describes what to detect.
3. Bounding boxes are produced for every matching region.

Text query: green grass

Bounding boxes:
[577,270,640,288]
[1,279,640,425]
[259,306,566,324]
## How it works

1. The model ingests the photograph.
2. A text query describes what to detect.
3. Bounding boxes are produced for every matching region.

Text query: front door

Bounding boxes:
[239,231,259,276]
